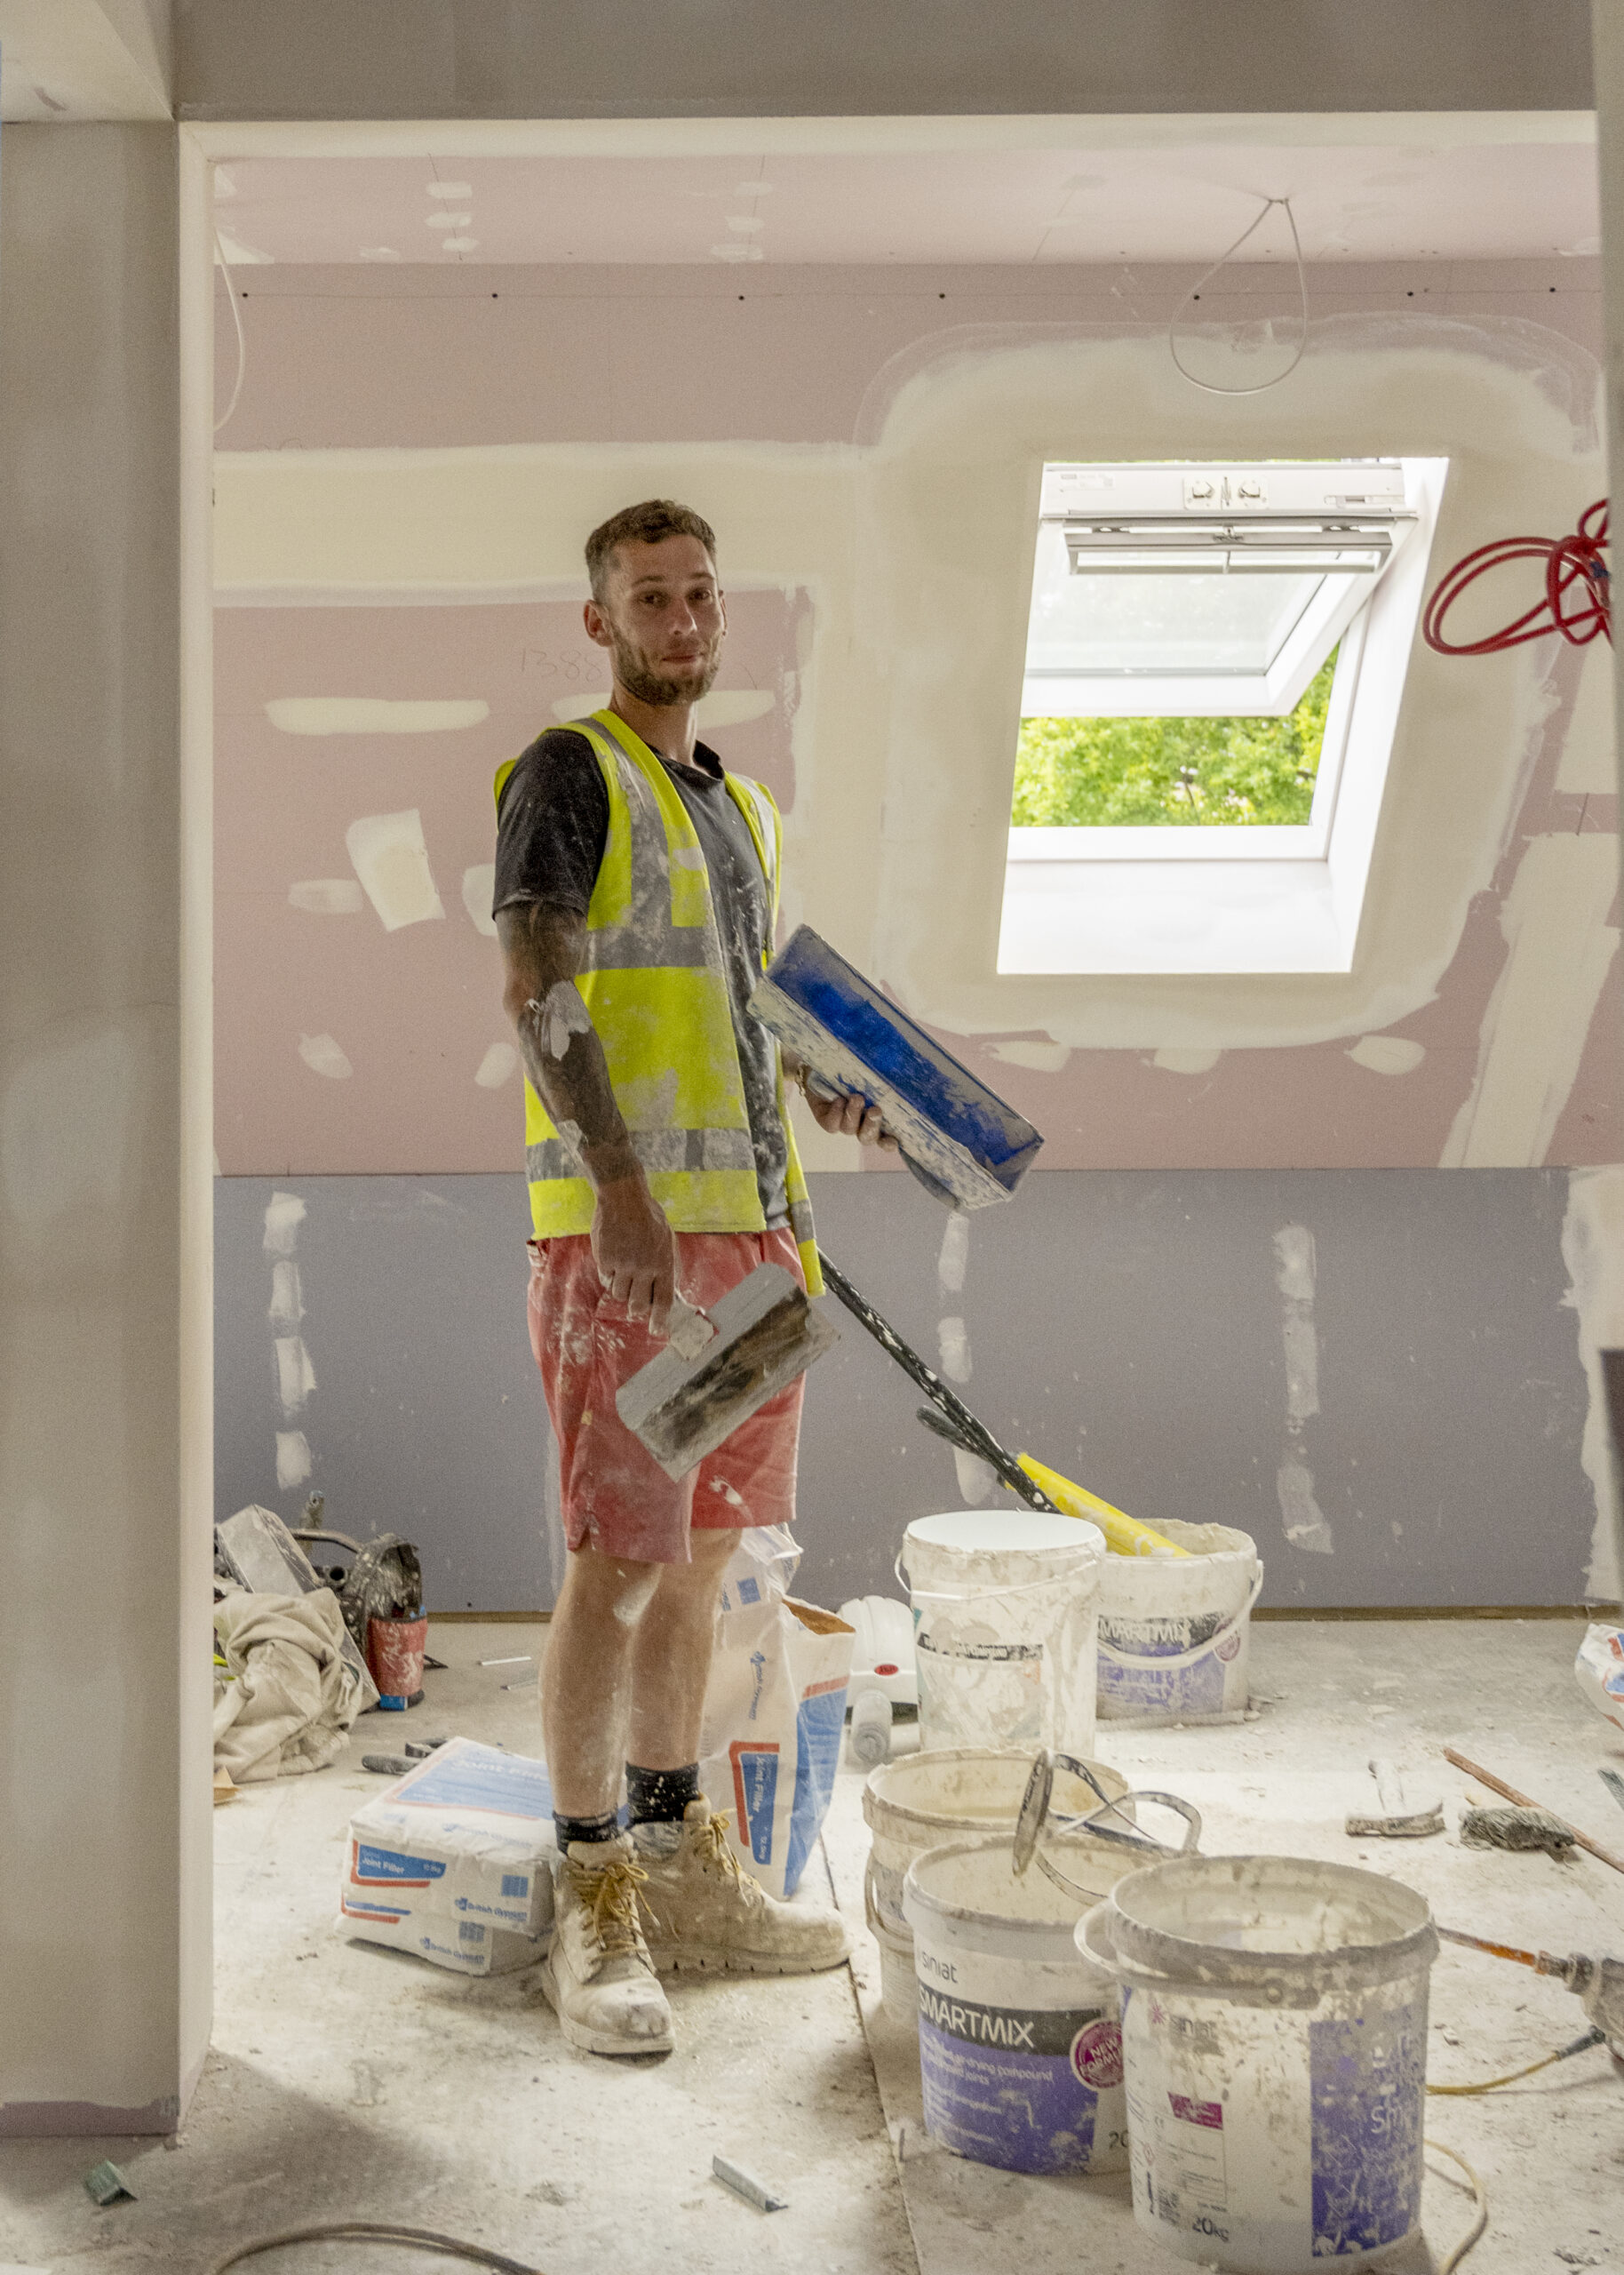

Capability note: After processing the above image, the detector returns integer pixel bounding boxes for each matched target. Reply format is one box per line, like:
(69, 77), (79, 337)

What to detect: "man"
(493, 499), (895, 2057)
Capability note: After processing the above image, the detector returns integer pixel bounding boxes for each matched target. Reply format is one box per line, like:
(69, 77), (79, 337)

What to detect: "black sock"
(553, 1807), (619, 1854)
(625, 1761), (701, 1826)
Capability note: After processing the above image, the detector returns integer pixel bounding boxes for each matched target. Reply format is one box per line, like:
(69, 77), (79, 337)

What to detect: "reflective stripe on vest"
(496, 710), (821, 1296)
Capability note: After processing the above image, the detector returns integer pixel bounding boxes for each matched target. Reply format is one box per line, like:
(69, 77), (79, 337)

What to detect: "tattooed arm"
(498, 901), (676, 1332)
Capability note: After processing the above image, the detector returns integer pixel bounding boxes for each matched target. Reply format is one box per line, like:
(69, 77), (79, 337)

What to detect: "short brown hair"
(585, 499), (717, 602)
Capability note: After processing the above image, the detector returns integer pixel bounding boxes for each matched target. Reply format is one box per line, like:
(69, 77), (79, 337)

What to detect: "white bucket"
(1080, 1855), (1437, 2274)
(1096, 1520), (1262, 1726)
(903, 1834), (1128, 2177)
(863, 1747), (1130, 1944)
(898, 1511), (1104, 1757)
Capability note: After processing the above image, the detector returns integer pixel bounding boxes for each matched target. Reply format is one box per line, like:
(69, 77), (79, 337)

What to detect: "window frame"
(998, 457), (1449, 977)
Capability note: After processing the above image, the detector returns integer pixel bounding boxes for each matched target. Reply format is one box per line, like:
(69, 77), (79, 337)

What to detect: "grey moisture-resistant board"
(215, 1168), (1597, 1614)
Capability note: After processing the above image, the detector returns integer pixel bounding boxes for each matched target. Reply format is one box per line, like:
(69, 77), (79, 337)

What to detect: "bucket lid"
(905, 1509), (1100, 1557)
(1104, 1854), (1436, 1996)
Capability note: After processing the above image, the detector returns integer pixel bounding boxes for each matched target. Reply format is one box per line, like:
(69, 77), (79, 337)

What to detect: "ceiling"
(212, 142), (1600, 268)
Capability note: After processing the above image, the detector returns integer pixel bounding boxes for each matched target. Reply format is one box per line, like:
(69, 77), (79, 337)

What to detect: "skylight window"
(999, 459), (1446, 976)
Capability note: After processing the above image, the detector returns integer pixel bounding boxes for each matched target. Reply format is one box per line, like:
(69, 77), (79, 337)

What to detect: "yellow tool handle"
(1016, 1453), (1190, 1559)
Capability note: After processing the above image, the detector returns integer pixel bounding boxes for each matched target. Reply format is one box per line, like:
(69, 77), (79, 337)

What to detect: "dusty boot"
(633, 1800), (852, 1976)
(539, 1835), (674, 2056)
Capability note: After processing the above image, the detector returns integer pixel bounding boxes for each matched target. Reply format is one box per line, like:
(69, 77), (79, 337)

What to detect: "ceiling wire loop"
(1168, 194), (1310, 398)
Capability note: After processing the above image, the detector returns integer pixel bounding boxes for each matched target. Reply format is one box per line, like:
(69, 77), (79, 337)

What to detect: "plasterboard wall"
(211, 257), (1620, 1176)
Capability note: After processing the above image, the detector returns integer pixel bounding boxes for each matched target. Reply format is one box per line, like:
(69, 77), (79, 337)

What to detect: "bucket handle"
(1097, 1561), (1264, 1673)
(896, 1547), (1098, 1608)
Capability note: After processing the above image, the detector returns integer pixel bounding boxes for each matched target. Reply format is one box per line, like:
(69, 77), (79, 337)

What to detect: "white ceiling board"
(0, 0), (171, 119)
(211, 142), (1600, 268)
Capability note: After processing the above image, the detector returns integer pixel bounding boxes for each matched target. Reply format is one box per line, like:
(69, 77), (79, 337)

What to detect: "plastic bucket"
(903, 1834), (1128, 2177)
(898, 1511), (1103, 1758)
(368, 1614), (427, 1709)
(1080, 1855), (1437, 2274)
(1096, 1521), (1262, 1726)
(863, 1747), (1131, 1942)
(864, 1865), (922, 2024)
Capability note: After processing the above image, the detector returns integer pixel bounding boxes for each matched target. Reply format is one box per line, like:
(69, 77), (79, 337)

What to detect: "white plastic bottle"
(848, 1686), (894, 1770)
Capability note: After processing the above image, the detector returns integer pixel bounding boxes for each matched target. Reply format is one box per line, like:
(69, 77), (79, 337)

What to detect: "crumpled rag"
(213, 1586), (363, 1783)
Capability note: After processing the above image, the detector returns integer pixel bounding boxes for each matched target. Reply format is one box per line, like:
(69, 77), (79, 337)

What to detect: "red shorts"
(527, 1226), (806, 1565)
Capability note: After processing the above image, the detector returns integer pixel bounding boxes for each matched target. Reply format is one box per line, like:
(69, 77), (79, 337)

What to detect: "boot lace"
(692, 1810), (755, 1896)
(565, 1853), (650, 1960)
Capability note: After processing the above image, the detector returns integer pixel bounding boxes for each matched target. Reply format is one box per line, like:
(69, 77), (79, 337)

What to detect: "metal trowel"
(617, 1262), (840, 1481)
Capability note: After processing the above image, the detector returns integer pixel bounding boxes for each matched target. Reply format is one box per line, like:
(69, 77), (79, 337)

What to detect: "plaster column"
(0, 123), (213, 2135)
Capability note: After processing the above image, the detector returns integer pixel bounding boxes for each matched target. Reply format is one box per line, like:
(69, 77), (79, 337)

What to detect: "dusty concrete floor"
(0, 1616), (1619, 2273)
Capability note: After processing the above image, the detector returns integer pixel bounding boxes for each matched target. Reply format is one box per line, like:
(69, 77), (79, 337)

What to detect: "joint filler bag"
(698, 1525), (855, 1900)
(338, 1736), (554, 1976)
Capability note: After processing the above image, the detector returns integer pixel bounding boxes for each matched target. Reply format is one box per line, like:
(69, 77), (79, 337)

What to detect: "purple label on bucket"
(917, 1986), (1117, 2175)
(1309, 1996), (1425, 2255)
(1099, 1646), (1226, 1717)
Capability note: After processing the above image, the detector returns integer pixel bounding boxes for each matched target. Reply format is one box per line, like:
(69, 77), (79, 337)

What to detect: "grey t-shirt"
(493, 725), (789, 1226)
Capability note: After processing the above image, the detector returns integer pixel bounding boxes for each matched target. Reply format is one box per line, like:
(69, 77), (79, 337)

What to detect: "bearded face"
(586, 533), (728, 712)
(603, 618), (723, 709)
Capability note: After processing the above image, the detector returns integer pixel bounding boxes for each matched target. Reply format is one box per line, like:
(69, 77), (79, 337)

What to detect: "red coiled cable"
(1421, 498), (1610, 654)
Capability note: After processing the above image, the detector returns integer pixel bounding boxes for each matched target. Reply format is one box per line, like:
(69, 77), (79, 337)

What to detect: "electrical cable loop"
(1422, 499), (1610, 654)
(1168, 194), (1310, 398)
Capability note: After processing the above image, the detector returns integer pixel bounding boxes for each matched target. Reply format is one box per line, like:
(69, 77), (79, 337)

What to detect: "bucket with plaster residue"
(1096, 1521), (1261, 1726)
(1080, 1855), (1437, 2274)
(903, 1834), (1128, 2177)
(898, 1512), (1103, 1758)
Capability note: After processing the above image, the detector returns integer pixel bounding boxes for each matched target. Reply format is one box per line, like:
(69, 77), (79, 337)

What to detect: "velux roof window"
(999, 459), (1446, 975)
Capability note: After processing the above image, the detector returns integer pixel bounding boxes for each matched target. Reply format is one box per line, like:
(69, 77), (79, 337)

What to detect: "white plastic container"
(898, 1510), (1103, 1757)
(1096, 1520), (1262, 1726)
(903, 1834), (1128, 2176)
(863, 1746), (1130, 1948)
(1080, 1855), (1437, 2274)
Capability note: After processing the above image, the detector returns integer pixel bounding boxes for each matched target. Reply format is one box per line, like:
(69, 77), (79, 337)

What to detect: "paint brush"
(1443, 1746), (1624, 1879)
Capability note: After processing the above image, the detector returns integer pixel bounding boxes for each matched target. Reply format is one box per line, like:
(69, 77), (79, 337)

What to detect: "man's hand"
(787, 1057), (899, 1152)
(591, 1170), (678, 1334)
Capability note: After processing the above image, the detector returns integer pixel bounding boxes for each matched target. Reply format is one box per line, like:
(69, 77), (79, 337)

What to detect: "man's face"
(585, 534), (727, 707)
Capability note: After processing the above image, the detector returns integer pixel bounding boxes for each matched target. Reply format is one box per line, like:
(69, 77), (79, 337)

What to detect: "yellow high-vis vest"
(493, 708), (822, 1296)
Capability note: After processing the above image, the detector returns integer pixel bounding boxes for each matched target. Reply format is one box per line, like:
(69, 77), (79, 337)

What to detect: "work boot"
(539, 1835), (674, 2057)
(633, 1800), (852, 1976)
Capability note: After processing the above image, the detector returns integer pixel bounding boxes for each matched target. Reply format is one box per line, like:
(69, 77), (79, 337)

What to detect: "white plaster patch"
(461, 863), (498, 937)
(274, 1335), (317, 1417)
(988, 1039), (1071, 1074)
(268, 1260), (304, 1328)
(937, 1212), (969, 1297)
(1555, 638), (1617, 795)
(289, 878), (363, 915)
(1441, 832), (1620, 1167)
(538, 979), (592, 1059)
(275, 1430), (313, 1489)
(937, 1316), (972, 1384)
(358, 247), (402, 262)
(1274, 1225), (1332, 1553)
(346, 810), (446, 931)
(1561, 1167), (1624, 1600)
(263, 1192), (306, 1255)
(953, 1448), (998, 1505)
(1152, 1048), (1222, 1076)
(267, 697), (489, 736)
(441, 237), (480, 253)
(299, 1033), (354, 1081)
(426, 181), (473, 199)
(1347, 1035), (1426, 1075)
(426, 212), (473, 229)
(475, 1043), (518, 1090)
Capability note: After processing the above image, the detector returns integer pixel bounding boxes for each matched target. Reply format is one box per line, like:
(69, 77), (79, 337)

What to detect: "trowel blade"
(616, 1262), (839, 1481)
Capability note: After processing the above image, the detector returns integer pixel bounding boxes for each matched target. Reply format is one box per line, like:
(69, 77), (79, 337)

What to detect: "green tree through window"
(1012, 650), (1338, 828)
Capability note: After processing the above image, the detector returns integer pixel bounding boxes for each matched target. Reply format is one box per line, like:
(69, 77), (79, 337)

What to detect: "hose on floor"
(1427, 2024), (1607, 2095)
(211, 2222), (540, 2272)
(1426, 2140), (1488, 2274)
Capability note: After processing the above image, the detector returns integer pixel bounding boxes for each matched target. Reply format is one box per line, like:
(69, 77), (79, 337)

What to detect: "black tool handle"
(815, 1249), (1057, 1513)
